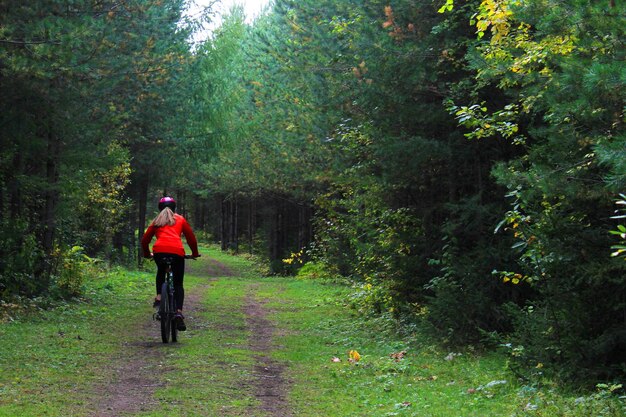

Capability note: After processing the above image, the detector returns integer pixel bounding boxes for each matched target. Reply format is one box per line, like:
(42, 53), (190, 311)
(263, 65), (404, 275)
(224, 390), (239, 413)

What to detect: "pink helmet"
(158, 196), (176, 212)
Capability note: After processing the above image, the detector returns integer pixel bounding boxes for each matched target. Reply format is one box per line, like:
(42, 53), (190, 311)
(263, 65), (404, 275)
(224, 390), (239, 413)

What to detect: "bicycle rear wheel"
(160, 282), (171, 343)
(170, 292), (178, 343)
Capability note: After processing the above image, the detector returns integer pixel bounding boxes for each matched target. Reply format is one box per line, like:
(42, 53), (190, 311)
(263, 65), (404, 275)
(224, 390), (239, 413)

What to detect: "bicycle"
(153, 255), (195, 343)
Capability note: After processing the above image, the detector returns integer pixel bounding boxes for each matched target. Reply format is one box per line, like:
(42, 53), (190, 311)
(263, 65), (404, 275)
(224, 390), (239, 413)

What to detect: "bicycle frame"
(154, 255), (195, 343)
(157, 256), (178, 343)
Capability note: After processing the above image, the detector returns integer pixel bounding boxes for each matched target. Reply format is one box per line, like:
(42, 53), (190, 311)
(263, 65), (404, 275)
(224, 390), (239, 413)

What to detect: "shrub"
(296, 261), (333, 280)
(49, 246), (94, 299)
(0, 220), (44, 298)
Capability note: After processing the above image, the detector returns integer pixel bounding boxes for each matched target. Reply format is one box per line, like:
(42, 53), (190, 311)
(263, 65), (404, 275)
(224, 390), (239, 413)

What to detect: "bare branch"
(0, 39), (61, 45)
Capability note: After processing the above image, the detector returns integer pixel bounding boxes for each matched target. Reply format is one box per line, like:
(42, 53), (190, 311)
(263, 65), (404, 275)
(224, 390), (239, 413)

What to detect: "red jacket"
(141, 214), (199, 257)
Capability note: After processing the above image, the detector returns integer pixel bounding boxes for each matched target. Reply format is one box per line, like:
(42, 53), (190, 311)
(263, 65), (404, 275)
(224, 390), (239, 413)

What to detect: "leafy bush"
(49, 246), (94, 299)
(491, 190), (626, 381)
(296, 261), (333, 280)
(0, 220), (44, 298)
(512, 383), (625, 417)
(425, 233), (521, 346)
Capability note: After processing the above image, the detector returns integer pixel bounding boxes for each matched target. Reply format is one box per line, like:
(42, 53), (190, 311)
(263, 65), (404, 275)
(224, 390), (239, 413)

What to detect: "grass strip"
(0, 268), (153, 416)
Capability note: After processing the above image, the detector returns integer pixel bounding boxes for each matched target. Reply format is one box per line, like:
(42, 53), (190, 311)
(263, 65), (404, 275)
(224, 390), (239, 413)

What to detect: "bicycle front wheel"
(160, 282), (171, 343)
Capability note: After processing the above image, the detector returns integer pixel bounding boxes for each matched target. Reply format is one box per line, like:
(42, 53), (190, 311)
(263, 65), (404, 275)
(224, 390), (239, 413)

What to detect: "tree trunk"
(113, 230), (123, 261)
(270, 202), (278, 263)
(8, 152), (22, 220)
(308, 206), (314, 247)
(477, 154), (484, 205)
(42, 131), (60, 255)
(194, 193), (203, 229)
(128, 203), (137, 264)
(178, 189), (186, 218)
(281, 200), (287, 257)
(220, 196), (227, 251)
(298, 204), (312, 251)
(448, 138), (457, 204)
(248, 200), (255, 254)
(224, 198), (239, 252)
(232, 199), (238, 252)
(137, 179), (148, 266)
(271, 198), (285, 265)
(0, 179), (3, 224)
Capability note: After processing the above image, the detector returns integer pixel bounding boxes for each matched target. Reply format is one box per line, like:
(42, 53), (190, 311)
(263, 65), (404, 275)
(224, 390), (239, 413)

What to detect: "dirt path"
(87, 257), (292, 417)
(88, 259), (223, 416)
(90, 320), (166, 417)
(205, 258), (235, 277)
(244, 286), (293, 417)
(187, 257), (234, 277)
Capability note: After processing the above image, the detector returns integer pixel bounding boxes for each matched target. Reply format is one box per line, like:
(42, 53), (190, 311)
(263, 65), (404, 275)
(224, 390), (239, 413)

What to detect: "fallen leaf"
(390, 350), (407, 361)
(331, 357), (341, 363)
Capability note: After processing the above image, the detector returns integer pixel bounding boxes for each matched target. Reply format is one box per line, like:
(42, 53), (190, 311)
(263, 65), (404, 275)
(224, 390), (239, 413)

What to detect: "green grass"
(0, 246), (623, 417)
(0, 267), (154, 416)
(248, 277), (519, 416)
(136, 275), (259, 416)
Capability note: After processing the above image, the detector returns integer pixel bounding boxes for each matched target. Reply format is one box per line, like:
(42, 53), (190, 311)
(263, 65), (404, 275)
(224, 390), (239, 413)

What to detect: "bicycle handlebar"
(147, 254), (201, 259)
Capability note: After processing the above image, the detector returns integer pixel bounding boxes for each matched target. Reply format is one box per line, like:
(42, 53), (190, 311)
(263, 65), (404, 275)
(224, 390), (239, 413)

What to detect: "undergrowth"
(0, 246), (623, 416)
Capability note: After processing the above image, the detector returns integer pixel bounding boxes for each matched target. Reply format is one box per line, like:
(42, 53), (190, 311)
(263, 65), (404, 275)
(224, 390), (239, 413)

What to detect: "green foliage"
(609, 194), (626, 260)
(450, 102), (524, 143)
(3, 0), (624, 392)
(426, 234), (518, 346)
(214, 0), (624, 384)
(75, 143), (132, 258)
(455, 0), (626, 382)
(0, 220), (44, 298)
(296, 261), (335, 280)
(49, 246), (95, 299)
(0, 0), (203, 292)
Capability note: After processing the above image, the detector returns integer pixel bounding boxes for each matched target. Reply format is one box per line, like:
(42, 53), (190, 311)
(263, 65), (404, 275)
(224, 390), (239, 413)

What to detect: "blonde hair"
(152, 207), (176, 227)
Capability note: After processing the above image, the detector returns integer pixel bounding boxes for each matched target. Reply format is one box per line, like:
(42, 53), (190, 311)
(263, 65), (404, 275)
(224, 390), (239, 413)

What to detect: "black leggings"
(153, 253), (185, 310)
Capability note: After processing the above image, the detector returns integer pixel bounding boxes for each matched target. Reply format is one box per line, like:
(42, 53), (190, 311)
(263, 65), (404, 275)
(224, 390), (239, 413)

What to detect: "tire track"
(88, 257), (226, 416)
(244, 286), (293, 417)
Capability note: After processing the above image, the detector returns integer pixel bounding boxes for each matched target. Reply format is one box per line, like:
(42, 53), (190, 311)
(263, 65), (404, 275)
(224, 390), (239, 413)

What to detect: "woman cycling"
(141, 196), (200, 331)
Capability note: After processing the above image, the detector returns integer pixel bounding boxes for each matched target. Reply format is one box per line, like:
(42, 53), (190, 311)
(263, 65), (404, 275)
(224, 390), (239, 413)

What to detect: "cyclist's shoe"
(175, 313), (186, 331)
(152, 298), (160, 308)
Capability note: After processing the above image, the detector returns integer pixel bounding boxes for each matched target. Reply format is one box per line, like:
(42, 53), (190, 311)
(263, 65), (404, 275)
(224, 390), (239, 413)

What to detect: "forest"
(0, 0), (624, 388)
